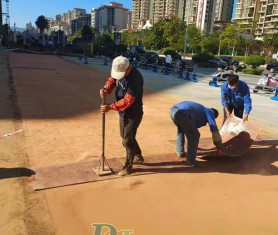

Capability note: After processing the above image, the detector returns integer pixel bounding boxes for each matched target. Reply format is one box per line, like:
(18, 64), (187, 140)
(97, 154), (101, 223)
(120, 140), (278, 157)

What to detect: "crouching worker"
(169, 101), (222, 167)
(100, 56), (144, 176)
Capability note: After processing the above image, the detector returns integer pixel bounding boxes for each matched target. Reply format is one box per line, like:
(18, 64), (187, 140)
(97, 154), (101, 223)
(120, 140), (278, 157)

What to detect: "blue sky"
(8, 0), (132, 28)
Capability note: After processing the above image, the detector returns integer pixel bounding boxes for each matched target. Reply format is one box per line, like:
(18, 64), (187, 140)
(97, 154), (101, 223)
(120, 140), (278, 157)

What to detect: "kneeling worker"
(169, 101), (222, 166)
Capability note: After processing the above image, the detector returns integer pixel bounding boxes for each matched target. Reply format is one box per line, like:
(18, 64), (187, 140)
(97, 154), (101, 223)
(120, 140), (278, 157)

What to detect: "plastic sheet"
(220, 115), (245, 136)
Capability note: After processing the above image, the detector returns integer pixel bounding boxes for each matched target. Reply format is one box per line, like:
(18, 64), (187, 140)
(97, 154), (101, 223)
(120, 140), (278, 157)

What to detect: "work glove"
(212, 131), (222, 149)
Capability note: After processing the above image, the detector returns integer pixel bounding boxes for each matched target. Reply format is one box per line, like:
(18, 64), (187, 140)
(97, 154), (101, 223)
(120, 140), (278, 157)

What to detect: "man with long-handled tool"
(100, 56), (144, 176)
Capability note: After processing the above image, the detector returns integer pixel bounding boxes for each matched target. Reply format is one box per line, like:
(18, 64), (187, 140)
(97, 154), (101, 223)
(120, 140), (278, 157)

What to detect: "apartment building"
(91, 2), (129, 34)
(71, 14), (91, 34)
(131, 0), (218, 34)
(234, 0), (278, 39)
(131, 0), (151, 29)
(131, 0), (183, 28)
(49, 8), (87, 35)
(178, 0), (216, 35)
(214, 0), (234, 23)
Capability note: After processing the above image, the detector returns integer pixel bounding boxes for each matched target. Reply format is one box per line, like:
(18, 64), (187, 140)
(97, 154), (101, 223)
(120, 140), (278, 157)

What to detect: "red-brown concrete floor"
(0, 52), (277, 235)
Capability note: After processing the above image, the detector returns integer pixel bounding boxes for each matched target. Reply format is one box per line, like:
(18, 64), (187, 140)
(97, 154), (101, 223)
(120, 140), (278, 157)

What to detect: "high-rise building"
(131, 0), (218, 34)
(214, 0), (234, 22)
(178, 0), (217, 35)
(234, 0), (278, 39)
(71, 14), (91, 34)
(91, 2), (129, 33)
(131, 0), (151, 29)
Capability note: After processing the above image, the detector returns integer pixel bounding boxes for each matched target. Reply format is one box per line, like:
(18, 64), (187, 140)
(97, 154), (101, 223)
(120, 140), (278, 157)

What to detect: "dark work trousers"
(222, 106), (244, 125)
(119, 115), (143, 169)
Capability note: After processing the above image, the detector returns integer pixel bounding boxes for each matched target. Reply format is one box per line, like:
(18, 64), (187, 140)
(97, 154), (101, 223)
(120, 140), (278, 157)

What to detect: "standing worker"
(100, 56), (144, 176)
(169, 101), (222, 166)
(221, 74), (252, 124)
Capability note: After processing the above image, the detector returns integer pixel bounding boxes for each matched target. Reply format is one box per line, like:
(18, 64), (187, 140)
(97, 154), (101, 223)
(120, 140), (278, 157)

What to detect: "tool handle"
(101, 88), (107, 157)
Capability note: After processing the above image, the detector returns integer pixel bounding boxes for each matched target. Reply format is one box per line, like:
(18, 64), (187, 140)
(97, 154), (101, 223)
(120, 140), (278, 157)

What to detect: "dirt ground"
(0, 51), (278, 235)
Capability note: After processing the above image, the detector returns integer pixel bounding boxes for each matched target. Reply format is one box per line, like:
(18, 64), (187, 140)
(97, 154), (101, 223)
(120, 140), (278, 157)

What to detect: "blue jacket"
(221, 80), (252, 114)
(174, 101), (219, 132)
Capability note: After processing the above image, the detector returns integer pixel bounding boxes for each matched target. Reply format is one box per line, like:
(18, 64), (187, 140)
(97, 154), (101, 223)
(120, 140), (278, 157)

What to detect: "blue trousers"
(170, 106), (200, 164)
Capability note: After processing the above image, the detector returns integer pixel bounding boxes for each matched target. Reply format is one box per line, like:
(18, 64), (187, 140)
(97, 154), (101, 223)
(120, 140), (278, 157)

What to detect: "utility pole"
(183, 0), (191, 60)
(0, 0), (3, 25)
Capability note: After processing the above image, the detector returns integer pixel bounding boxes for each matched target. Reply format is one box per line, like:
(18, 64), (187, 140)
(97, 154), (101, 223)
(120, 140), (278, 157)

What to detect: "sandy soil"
(0, 51), (278, 235)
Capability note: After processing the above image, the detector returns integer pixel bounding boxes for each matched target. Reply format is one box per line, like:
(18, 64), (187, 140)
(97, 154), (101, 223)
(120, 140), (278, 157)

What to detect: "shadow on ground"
(0, 167), (35, 179)
(136, 139), (278, 176)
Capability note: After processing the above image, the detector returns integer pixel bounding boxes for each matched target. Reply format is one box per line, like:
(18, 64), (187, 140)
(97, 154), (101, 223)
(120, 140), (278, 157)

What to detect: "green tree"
(221, 23), (243, 55)
(200, 32), (219, 54)
(81, 25), (93, 40)
(248, 40), (263, 55)
(163, 16), (186, 51)
(150, 19), (168, 50)
(120, 30), (130, 46)
(35, 15), (49, 34)
(187, 25), (202, 53)
(67, 29), (82, 44)
(263, 35), (278, 63)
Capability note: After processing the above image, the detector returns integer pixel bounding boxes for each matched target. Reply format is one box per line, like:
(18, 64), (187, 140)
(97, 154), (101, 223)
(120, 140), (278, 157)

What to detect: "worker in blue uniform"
(169, 101), (222, 167)
(221, 74), (252, 124)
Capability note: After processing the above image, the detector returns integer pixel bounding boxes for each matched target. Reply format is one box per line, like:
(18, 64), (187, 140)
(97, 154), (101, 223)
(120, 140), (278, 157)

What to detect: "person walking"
(169, 101), (222, 166)
(221, 74), (252, 124)
(100, 56), (144, 176)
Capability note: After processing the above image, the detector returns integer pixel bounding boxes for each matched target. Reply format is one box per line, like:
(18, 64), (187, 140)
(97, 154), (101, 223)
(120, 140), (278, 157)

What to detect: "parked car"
(219, 56), (240, 66)
(266, 61), (278, 72)
(209, 58), (228, 69)
(144, 52), (159, 60)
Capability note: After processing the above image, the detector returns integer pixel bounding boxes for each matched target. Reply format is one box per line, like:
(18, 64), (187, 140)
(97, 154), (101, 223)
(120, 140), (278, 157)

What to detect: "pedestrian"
(221, 74), (252, 124)
(100, 56), (144, 176)
(165, 54), (172, 72)
(169, 101), (222, 167)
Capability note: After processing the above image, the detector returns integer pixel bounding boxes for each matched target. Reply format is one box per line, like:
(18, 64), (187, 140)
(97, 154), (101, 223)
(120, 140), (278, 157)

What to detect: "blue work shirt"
(174, 101), (219, 132)
(221, 80), (252, 114)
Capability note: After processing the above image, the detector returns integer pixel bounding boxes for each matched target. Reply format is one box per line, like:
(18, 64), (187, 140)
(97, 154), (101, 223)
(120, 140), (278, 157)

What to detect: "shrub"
(242, 68), (264, 75)
(198, 52), (214, 62)
(244, 55), (265, 69)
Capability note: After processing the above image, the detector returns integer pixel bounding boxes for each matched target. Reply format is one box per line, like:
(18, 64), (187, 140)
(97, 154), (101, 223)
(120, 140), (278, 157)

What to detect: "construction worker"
(169, 101), (222, 166)
(221, 74), (252, 124)
(100, 56), (144, 176)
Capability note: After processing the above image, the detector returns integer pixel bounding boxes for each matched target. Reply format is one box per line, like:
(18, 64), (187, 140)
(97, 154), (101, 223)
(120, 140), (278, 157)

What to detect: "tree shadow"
(0, 167), (36, 179)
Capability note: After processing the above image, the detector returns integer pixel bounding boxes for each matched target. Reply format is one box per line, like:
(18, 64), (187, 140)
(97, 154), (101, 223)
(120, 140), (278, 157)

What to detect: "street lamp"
(183, 20), (188, 60)
(58, 24), (61, 47)
(13, 22), (17, 44)
(183, 1), (191, 60)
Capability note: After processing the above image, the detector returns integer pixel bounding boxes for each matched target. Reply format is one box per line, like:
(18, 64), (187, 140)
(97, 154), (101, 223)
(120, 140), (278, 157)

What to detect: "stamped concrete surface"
(0, 50), (278, 235)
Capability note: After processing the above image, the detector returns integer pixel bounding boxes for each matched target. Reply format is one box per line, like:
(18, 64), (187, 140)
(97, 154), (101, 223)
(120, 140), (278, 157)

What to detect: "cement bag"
(220, 115), (245, 136)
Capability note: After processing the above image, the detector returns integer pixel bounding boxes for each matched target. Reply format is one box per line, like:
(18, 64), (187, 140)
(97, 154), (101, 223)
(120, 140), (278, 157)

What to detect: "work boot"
(118, 166), (132, 176)
(133, 155), (144, 164)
